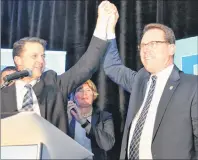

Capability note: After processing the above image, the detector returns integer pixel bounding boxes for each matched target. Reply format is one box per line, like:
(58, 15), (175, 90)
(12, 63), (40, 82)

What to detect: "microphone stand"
(1, 81), (13, 89)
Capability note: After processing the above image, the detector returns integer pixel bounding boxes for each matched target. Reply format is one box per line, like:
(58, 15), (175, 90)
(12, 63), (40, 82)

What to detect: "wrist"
(107, 27), (115, 34)
(79, 117), (87, 124)
(107, 32), (116, 40)
(97, 16), (109, 23)
(96, 17), (109, 30)
(81, 120), (90, 128)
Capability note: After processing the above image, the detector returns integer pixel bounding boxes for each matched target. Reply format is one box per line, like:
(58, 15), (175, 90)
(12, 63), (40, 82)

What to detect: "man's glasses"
(138, 41), (169, 51)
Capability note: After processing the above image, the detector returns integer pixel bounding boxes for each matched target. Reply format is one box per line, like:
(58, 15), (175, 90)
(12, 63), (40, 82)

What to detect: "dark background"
(1, 0), (198, 159)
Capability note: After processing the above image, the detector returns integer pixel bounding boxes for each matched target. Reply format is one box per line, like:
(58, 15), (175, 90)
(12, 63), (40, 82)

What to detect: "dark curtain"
(1, 0), (198, 159)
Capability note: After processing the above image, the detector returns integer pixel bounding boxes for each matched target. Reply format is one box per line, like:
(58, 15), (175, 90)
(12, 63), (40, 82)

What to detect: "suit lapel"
(33, 79), (46, 117)
(152, 66), (181, 142)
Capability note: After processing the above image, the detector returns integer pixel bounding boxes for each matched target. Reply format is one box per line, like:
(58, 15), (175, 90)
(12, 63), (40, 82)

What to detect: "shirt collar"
(16, 79), (38, 87)
(151, 64), (174, 79)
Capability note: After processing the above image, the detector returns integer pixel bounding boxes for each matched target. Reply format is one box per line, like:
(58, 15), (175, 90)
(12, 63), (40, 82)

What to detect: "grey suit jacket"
(104, 39), (198, 159)
(1, 36), (108, 134)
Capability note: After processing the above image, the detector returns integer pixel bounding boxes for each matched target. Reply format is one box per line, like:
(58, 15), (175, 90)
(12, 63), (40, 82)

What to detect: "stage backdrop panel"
(0, 49), (66, 75)
(175, 36), (198, 75)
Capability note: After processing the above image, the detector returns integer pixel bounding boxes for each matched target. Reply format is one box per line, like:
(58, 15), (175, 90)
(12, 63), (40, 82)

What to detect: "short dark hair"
(142, 23), (175, 44)
(12, 37), (47, 59)
(0, 66), (17, 77)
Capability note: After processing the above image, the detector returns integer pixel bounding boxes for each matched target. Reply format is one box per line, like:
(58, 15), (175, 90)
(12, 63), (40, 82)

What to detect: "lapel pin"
(169, 86), (173, 90)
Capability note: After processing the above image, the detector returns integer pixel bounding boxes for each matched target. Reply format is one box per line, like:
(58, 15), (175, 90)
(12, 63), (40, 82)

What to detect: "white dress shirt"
(15, 79), (41, 116)
(128, 64), (174, 159)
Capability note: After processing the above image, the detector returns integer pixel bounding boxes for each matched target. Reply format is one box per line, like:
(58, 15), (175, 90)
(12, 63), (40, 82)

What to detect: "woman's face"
(74, 84), (94, 107)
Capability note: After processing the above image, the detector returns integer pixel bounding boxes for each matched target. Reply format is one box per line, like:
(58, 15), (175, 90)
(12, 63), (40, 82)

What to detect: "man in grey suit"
(104, 7), (198, 159)
(1, 1), (116, 134)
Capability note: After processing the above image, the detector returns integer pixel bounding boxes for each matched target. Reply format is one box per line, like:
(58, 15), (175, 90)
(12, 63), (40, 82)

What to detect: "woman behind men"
(67, 80), (115, 160)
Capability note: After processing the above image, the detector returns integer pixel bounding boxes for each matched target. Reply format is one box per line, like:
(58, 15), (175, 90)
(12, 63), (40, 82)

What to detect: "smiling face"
(14, 42), (45, 79)
(74, 84), (95, 108)
(139, 28), (175, 74)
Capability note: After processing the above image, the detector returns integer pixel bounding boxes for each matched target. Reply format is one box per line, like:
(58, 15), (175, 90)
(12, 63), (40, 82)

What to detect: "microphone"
(3, 69), (32, 82)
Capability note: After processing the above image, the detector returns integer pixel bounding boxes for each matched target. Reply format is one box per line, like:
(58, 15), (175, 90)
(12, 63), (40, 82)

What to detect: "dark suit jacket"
(1, 36), (108, 134)
(104, 39), (198, 159)
(69, 109), (115, 160)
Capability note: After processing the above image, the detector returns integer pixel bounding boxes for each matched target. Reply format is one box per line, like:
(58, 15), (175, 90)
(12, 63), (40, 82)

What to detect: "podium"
(1, 112), (93, 159)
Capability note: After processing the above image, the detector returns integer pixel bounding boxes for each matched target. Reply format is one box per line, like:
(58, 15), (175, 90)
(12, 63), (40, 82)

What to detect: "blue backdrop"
(174, 36), (198, 75)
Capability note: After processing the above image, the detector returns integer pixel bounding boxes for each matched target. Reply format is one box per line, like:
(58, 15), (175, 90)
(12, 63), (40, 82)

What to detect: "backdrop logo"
(174, 36), (198, 75)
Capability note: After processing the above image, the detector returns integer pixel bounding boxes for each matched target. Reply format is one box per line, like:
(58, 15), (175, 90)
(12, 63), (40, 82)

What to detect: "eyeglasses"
(138, 41), (169, 50)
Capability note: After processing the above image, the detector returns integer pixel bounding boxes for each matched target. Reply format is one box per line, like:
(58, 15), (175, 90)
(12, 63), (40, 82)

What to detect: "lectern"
(1, 112), (93, 159)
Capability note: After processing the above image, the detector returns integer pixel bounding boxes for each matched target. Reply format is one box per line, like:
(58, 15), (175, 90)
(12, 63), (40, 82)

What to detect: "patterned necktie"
(21, 84), (33, 111)
(129, 75), (157, 159)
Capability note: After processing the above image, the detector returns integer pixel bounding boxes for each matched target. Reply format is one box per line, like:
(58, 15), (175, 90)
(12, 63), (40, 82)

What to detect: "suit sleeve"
(103, 39), (137, 93)
(56, 36), (108, 97)
(86, 113), (115, 151)
(55, 106), (68, 134)
(191, 85), (198, 159)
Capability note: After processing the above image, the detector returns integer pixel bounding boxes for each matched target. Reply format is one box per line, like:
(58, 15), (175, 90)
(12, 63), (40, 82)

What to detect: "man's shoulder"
(41, 70), (58, 81)
(39, 70), (60, 86)
(136, 67), (150, 79)
(137, 67), (148, 74)
(42, 70), (57, 77)
(177, 72), (197, 95)
(180, 72), (198, 82)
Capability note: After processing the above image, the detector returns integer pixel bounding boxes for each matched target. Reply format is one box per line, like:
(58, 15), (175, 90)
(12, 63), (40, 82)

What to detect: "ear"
(93, 92), (97, 100)
(14, 56), (21, 65)
(168, 44), (176, 56)
(14, 56), (22, 70)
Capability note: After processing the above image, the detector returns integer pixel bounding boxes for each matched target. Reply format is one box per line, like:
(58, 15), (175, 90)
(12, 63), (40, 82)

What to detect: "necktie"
(129, 75), (157, 159)
(21, 84), (33, 111)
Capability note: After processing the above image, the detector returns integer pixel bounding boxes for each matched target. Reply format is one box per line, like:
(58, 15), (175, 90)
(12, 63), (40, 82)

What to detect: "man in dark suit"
(103, 8), (198, 159)
(1, 1), (116, 134)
